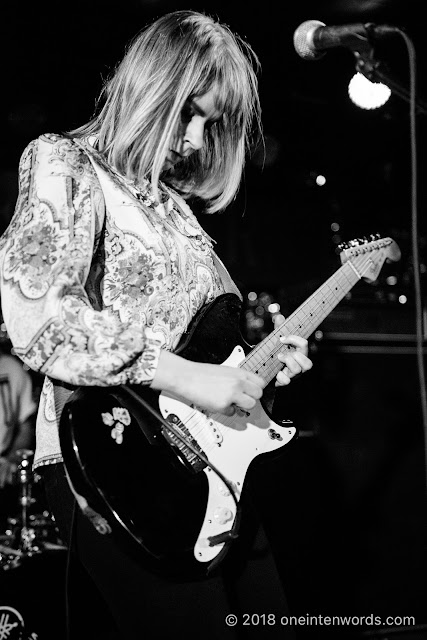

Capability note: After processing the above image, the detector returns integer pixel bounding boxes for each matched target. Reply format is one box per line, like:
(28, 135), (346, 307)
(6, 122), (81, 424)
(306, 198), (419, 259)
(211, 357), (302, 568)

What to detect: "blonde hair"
(68, 10), (261, 212)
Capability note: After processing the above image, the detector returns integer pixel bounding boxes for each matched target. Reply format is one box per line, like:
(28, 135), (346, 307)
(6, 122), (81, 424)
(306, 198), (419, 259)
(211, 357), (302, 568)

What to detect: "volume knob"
(213, 507), (234, 525)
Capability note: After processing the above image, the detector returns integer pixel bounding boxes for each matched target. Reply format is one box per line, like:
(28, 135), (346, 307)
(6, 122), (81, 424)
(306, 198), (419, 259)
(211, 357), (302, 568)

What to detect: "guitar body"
(59, 294), (296, 579)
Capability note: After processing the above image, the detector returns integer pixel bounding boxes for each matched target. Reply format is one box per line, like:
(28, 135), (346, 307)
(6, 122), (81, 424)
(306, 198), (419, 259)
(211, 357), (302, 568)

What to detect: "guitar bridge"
(161, 414), (206, 473)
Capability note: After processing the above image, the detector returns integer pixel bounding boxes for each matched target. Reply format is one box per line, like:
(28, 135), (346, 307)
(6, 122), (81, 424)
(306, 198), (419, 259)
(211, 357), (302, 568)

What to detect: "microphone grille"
(293, 20), (326, 60)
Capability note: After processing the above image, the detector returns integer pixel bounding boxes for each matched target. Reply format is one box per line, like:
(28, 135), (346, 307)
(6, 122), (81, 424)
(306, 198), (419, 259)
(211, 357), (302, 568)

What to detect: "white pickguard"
(158, 345), (296, 564)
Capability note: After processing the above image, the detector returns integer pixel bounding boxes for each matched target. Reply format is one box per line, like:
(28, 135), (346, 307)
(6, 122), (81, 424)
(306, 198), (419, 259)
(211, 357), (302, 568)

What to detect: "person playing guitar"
(1, 8), (399, 640)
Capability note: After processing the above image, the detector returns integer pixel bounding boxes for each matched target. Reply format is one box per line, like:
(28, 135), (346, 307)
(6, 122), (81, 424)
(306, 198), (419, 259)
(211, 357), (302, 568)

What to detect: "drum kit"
(0, 352), (68, 632)
(0, 449), (66, 570)
(0, 450), (68, 639)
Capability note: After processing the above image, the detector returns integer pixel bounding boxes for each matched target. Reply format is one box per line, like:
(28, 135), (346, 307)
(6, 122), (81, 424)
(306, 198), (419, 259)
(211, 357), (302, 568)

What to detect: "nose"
(184, 116), (205, 152)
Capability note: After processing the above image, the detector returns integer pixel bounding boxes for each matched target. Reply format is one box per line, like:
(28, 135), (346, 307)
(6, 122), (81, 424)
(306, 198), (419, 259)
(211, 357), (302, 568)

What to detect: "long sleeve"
(0, 135), (161, 387)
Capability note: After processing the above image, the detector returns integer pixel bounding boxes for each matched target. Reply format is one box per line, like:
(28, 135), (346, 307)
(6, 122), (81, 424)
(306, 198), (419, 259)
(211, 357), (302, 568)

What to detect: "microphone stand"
(353, 37), (427, 485)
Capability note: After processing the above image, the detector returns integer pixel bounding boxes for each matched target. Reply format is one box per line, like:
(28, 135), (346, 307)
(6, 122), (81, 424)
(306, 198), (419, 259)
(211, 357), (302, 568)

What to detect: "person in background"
(0, 10), (312, 639)
(0, 346), (37, 488)
(0, 343), (37, 529)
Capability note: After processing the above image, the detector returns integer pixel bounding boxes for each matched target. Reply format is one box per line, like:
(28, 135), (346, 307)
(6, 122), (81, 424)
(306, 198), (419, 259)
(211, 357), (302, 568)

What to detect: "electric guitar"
(59, 235), (400, 578)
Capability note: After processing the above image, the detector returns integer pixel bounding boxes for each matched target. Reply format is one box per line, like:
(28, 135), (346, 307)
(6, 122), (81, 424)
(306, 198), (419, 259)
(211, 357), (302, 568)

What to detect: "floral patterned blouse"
(0, 134), (233, 468)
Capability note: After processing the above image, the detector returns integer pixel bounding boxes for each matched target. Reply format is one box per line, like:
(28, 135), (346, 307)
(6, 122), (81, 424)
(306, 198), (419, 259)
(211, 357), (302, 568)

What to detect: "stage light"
(268, 303), (280, 314)
(348, 72), (391, 110)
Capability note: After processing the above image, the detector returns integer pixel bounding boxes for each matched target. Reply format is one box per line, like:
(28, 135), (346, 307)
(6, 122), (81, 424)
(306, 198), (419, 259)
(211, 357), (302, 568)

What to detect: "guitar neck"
(241, 260), (361, 385)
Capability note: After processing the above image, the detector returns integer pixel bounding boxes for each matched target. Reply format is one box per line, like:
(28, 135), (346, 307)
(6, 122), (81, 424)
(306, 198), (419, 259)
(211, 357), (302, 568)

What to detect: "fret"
(241, 259), (365, 384)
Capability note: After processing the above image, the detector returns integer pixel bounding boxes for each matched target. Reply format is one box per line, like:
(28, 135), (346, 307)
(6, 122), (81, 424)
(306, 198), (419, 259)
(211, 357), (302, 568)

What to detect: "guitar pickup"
(161, 414), (207, 473)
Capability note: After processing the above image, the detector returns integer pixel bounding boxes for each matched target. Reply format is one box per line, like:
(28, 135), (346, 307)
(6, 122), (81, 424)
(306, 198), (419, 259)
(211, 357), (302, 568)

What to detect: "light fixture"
(348, 71), (391, 110)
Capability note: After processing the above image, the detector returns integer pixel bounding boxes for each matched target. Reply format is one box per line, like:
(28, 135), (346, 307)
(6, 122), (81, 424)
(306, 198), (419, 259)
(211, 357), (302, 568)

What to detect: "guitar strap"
(211, 251), (243, 301)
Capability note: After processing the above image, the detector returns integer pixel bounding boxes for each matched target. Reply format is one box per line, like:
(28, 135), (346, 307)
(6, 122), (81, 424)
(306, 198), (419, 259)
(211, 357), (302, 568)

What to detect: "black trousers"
(40, 463), (296, 640)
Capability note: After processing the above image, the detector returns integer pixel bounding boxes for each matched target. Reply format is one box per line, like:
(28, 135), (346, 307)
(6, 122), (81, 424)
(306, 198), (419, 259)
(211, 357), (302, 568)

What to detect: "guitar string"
(154, 244), (387, 554)
(176, 256), (364, 452)
(239, 253), (373, 380)
(174, 248), (381, 454)
(242, 272), (357, 378)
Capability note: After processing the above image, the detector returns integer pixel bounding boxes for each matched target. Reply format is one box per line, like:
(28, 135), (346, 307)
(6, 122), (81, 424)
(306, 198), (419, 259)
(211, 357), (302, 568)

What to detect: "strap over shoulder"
(211, 251), (242, 301)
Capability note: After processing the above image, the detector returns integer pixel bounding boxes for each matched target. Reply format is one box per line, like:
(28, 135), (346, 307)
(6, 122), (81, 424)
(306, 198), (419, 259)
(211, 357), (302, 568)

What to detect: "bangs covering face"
(165, 42), (260, 209)
(193, 56), (255, 134)
(213, 82), (244, 132)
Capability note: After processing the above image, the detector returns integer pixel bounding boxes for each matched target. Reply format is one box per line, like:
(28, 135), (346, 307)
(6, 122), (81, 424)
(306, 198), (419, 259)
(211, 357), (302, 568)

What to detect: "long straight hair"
(68, 10), (261, 213)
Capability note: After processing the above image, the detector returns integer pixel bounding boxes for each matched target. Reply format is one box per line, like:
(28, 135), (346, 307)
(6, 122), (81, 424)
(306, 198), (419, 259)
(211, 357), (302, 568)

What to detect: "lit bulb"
(348, 72), (391, 110)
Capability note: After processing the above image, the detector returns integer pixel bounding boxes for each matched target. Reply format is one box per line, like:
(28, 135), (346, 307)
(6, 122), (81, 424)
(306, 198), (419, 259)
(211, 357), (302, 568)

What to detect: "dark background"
(1, 1), (427, 638)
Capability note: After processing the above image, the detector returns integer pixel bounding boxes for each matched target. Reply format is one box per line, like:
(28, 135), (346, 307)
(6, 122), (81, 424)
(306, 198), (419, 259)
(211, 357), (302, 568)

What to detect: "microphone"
(293, 20), (399, 60)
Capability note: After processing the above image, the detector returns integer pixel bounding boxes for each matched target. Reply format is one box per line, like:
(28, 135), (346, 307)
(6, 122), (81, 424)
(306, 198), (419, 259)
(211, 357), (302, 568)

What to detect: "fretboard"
(241, 260), (361, 384)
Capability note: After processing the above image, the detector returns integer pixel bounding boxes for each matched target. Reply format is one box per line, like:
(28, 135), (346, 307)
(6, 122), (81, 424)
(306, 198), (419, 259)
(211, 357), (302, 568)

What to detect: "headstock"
(339, 234), (401, 282)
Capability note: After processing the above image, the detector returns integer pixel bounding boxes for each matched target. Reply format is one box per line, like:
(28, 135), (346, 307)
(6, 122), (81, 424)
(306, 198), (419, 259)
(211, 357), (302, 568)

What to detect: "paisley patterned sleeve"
(0, 135), (161, 387)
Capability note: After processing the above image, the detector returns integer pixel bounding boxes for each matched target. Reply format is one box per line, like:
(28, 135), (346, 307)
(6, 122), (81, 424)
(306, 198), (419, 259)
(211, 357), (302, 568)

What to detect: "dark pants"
(40, 463), (296, 640)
